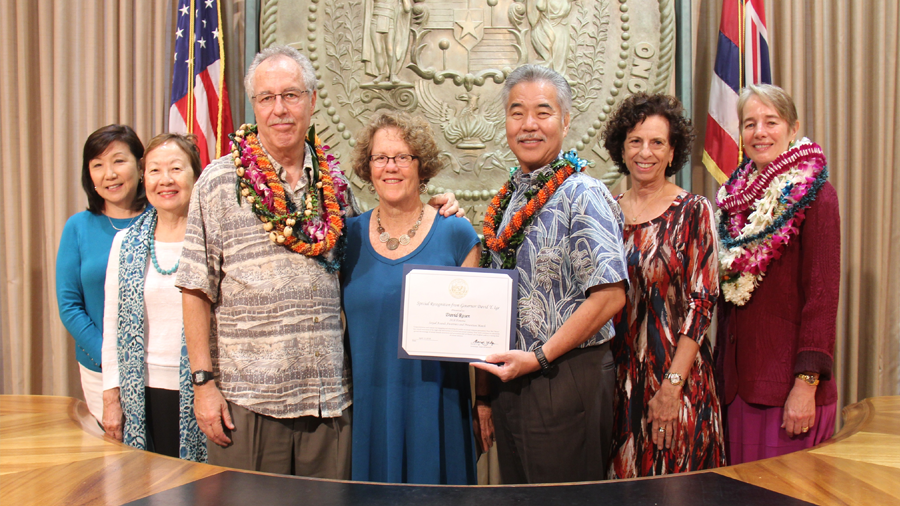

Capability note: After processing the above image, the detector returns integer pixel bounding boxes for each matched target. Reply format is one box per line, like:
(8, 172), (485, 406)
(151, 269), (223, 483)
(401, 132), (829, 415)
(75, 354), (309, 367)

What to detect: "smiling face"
(505, 80), (570, 173)
(623, 115), (674, 185)
(251, 56), (317, 160)
(89, 141), (141, 214)
(370, 127), (420, 206)
(741, 95), (800, 170)
(142, 142), (197, 217)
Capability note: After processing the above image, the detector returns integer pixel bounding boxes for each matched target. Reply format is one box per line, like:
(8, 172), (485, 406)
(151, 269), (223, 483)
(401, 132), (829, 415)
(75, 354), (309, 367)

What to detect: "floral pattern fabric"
(484, 159), (628, 351)
(608, 192), (726, 478)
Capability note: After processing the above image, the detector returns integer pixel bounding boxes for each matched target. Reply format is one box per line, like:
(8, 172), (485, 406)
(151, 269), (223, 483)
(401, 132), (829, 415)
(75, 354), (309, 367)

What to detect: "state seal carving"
(260, 0), (675, 229)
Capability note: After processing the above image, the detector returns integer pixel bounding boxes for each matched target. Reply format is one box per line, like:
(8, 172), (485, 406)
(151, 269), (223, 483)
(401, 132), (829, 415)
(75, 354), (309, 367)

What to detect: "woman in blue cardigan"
(56, 125), (147, 422)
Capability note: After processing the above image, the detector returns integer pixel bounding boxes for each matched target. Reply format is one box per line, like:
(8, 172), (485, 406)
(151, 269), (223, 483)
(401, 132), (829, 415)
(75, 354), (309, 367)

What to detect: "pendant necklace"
(107, 213), (138, 231)
(627, 184), (666, 223)
(377, 205), (424, 251)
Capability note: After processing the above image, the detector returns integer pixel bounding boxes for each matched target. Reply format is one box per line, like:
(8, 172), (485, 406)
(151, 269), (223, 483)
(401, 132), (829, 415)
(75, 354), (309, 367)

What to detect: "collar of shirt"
(510, 152), (564, 190)
(260, 142), (313, 198)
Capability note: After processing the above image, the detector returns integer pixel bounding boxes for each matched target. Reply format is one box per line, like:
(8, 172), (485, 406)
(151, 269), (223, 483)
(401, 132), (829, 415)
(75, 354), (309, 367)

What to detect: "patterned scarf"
(116, 208), (207, 462)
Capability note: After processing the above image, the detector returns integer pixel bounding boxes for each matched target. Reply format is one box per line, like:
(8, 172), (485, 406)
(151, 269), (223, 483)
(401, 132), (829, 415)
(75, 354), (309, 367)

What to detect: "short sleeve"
(175, 167), (225, 302)
(567, 181), (628, 293)
(446, 216), (480, 266)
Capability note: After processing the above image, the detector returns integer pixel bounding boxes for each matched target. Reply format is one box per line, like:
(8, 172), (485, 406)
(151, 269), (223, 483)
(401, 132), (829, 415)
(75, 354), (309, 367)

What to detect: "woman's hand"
(782, 378), (817, 437)
(102, 388), (124, 442)
(647, 382), (682, 450)
(472, 399), (494, 453)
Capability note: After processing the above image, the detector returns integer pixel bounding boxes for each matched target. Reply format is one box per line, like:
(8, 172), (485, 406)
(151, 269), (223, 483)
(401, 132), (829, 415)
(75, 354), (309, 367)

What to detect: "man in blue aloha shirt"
(473, 64), (628, 484)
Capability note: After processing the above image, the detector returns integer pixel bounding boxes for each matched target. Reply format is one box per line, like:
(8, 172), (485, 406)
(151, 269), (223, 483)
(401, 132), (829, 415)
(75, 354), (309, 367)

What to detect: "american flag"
(169, 0), (234, 167)
(702, 0), (771, 183)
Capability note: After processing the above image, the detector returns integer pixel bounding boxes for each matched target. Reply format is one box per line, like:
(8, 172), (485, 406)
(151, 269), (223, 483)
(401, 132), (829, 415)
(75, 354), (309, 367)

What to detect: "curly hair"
(601, 93), (695, 177)
(351, 110), (443, 184)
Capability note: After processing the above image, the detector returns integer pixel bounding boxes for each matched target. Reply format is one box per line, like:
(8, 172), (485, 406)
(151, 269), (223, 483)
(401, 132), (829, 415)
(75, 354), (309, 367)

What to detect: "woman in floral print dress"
(601, 93), (726, 478)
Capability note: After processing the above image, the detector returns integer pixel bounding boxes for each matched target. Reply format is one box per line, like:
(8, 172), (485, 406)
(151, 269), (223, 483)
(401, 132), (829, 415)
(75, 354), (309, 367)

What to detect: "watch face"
(192, 371), (212, 385)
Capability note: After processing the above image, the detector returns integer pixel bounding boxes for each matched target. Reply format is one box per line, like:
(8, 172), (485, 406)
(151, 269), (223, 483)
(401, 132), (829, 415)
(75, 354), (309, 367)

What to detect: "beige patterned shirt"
(176, 153), (351, 419)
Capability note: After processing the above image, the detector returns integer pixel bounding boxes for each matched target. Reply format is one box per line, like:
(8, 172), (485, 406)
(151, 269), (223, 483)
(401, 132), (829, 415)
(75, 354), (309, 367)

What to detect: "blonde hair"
(738, 83), (799, 126)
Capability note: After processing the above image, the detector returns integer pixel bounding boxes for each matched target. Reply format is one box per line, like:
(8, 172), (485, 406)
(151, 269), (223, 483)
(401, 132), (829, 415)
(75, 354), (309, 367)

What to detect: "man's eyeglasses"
(369, 154), (418, 168)
(252, 90), (310, 108)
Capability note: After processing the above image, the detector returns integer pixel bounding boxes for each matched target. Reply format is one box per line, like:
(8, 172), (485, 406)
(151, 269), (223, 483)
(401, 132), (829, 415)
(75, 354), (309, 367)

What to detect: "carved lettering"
(628, 42), (655, 93)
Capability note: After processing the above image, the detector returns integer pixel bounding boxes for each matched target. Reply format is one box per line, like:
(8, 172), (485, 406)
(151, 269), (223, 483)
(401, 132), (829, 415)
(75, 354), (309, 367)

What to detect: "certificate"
(399, 264), (518, 362)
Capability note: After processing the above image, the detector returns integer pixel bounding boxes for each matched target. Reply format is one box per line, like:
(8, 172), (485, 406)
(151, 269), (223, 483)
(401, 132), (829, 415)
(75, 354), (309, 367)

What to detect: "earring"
(418, 182), (428, 194)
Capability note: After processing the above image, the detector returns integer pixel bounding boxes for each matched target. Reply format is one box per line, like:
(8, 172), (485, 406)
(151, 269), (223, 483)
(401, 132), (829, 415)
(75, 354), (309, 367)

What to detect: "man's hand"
(194, 382), (235, 447)
(102, 388), (124, 442)
(427, 192), (465, 218)
(472, 350), (541, 382)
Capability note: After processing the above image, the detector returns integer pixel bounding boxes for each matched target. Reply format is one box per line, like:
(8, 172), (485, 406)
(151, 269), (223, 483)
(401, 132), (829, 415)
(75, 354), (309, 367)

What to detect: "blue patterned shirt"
(486, 158), (628, 351)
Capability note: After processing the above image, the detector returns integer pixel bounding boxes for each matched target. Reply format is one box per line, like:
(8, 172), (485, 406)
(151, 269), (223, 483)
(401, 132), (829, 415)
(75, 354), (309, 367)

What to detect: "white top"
(102, 229), (184, 391)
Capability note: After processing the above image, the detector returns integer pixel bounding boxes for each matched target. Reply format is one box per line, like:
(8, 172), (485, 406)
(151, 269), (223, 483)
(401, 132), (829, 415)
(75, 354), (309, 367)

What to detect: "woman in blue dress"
(342, 110), (482, 484)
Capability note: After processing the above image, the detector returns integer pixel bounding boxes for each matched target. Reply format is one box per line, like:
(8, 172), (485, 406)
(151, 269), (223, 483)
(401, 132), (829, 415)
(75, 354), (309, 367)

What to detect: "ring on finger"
(801, 427), (809, 433)
(658, 427), (666, 433)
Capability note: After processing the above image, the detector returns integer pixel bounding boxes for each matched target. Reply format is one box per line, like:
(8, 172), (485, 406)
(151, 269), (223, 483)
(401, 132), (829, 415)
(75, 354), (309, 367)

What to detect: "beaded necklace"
(230, 124), (347, 273)
(480, 150), (588, 269)
(147, 211), (180, 275)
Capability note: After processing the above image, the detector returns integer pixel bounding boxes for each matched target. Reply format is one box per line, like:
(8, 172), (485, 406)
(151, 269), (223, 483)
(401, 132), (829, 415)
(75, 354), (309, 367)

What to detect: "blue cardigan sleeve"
(56, 216), (103, 370)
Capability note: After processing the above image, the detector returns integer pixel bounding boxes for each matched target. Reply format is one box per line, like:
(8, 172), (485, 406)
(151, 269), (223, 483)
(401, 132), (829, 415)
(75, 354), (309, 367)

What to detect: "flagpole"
(187, 0), (197, 135)
(215, 0), (226, 158)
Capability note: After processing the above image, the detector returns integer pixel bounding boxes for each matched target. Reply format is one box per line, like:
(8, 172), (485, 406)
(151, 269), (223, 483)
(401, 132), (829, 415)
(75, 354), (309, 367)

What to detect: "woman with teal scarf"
(100, 134), (206, 461)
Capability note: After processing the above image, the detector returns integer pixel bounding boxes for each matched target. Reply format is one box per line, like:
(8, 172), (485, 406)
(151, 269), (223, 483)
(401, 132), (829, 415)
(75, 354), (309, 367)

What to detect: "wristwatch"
(796, 372), (820, 386)
(533, 344), (555, 376)
(663, 371), (684, 387)
(191, 370), (215, 386)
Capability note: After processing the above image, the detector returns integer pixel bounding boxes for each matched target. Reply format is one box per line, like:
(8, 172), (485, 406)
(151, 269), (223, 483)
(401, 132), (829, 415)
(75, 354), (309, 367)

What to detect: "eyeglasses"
(252, 90), (310, 108)
(369, 154), (418, 168)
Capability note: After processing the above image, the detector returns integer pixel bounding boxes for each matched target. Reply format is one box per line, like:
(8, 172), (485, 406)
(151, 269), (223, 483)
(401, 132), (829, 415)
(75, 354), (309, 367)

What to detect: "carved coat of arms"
(261, 0), (675, 225)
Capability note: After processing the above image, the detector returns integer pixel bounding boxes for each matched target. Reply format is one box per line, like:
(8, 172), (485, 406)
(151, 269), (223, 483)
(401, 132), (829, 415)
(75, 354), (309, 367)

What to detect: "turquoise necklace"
(149, 212), (180, 276)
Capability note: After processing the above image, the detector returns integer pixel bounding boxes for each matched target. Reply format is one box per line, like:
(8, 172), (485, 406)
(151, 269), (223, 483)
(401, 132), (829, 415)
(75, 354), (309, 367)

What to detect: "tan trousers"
(207, 401), (351, 479)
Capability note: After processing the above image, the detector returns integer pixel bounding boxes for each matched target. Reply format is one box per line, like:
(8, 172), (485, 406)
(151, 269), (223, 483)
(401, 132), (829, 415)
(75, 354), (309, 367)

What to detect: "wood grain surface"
(1, 395), (898, 505)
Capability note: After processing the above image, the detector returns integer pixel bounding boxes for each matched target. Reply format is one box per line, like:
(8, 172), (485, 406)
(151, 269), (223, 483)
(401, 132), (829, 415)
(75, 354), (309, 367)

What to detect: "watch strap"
(192, 370), (215, 386)
(534, 345), (552, 375)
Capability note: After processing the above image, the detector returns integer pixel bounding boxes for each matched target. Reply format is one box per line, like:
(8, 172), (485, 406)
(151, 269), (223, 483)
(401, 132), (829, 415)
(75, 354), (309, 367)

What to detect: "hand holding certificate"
(399, 265), (518, 362)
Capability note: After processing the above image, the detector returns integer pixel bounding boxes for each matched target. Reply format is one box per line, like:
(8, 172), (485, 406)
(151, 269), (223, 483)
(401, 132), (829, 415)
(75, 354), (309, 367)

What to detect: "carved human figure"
(362, 0), (413, 84)
(522, 0), (573, 74)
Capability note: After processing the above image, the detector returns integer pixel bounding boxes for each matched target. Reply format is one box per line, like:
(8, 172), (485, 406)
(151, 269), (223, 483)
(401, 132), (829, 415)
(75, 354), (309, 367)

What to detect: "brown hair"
(142, 133), (203, 180)
(601, 93), (695, 177)
(350, 110), (442, 183)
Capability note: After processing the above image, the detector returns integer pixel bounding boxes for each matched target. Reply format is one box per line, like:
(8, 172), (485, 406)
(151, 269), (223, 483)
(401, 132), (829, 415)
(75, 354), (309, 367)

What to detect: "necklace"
(107, 213), (138, 231)
(148, 212), (180, 275)
(377, 205), (424, 250)
(230, 124), (347, 273)
(625, 184), (666, 223)
(716, 139), (828, 305)
(481, 150), (588, 269)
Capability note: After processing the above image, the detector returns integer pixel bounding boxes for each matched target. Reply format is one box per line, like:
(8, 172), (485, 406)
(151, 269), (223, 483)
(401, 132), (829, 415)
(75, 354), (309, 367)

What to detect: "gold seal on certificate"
(399, 265), (518, 362)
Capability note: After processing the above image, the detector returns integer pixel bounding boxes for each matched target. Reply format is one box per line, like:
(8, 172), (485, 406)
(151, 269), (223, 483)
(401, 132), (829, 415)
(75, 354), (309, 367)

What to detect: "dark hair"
(81, 125), (147, 214)
(601, 93), (695, 177)
(142, 133), (203, 180)
(351, 110), (442, 184)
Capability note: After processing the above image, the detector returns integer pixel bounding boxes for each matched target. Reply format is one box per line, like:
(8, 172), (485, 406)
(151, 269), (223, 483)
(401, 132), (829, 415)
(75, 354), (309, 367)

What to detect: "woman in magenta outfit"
(716, 84), (840, 464)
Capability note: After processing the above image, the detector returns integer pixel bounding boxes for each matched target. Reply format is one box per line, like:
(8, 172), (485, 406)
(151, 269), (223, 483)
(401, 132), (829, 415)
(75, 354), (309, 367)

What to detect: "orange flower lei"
(480, 152), (584, 268)
(231, 124), (345, 266)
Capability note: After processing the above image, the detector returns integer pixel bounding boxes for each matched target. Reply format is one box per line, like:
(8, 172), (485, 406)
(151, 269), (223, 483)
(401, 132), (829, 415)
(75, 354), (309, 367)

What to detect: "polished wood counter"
(1, 395), (898, 505)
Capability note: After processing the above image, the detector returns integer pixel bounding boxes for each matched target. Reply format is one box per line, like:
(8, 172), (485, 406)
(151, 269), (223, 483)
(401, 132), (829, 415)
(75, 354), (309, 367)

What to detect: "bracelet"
(475, 395), (491, 404)
(796, 372), (820, 386)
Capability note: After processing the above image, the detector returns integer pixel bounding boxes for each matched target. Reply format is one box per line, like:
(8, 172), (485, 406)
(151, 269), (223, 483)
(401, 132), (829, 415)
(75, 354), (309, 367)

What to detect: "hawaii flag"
(169, 0), (234, 167)
(703, 0), (771, 183)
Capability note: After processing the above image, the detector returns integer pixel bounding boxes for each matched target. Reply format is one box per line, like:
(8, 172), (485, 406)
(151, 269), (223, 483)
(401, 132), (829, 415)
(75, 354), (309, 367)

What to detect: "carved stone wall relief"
(261, 0), (675, 228)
